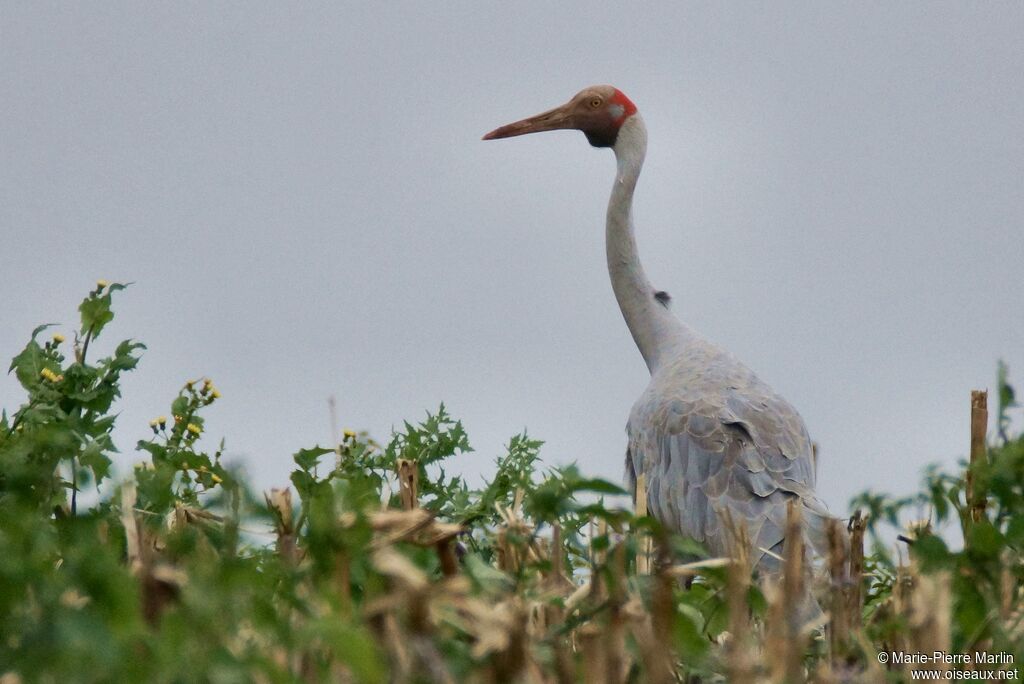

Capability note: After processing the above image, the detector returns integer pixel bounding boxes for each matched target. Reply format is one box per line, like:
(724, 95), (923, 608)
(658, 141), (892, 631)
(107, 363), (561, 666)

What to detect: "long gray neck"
(607, 115), (687, 373)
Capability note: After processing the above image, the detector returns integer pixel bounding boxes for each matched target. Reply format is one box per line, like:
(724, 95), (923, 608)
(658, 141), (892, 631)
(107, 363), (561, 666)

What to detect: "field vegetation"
(1, 284), (1022, 682)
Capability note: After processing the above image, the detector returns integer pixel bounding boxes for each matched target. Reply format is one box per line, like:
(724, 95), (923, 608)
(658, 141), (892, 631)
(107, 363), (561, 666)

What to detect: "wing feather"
(625, 354), (832, 568)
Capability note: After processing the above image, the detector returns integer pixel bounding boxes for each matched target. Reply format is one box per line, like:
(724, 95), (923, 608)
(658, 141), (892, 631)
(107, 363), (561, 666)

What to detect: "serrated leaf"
(78, 283), (128, 341)
(170, 396), (189, 416)
(79, 439), (112, 483)
(294, 446), (333, 472)
(136, 439), (168, 462)
(8, 340), (47, 388)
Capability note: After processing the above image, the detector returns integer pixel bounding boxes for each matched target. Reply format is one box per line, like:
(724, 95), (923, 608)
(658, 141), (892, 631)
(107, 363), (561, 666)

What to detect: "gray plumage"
(624, 332), (831, 567)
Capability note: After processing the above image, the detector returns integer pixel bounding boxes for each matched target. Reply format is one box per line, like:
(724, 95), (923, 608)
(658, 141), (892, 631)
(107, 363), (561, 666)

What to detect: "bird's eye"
(589, 98), (602, 109)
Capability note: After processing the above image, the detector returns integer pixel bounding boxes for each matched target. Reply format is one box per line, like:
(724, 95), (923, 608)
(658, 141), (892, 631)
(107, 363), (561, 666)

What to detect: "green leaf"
(966, 521), (1003, 562)
(290, 469), (316, 499)
(1006, 514), (1024, 546)
(9, 339), (49, 389)
(463, 554), (513, 593)
(106, 340), (146, 373)
(78, 283), (128, 340)
(79, 439), (113, 483)
(136, 439), (168, 463)
(571, 478), (627, 496)
(294, 446), (333, 472)
(170, 396), (189, 417)
(912, 534), (951, 570)
(674, 603), (710, 662)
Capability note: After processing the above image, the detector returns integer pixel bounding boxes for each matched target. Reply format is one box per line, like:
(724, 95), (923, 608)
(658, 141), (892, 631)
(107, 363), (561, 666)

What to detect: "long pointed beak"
(482, 103), (574, 140)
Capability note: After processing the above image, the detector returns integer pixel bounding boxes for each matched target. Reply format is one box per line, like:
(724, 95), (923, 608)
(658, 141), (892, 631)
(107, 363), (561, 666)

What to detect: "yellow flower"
(186, 423), (201, 436)
(40, 368), (62, 383)
(52, 333), (65, 344)
(148, 418), (159, 427)
(211, 389), (222, 399)
(211, 474), (223, 484)
(343, 428), (357, 439)
(96, 279), (109, 289)
(158, 416), (167, 426)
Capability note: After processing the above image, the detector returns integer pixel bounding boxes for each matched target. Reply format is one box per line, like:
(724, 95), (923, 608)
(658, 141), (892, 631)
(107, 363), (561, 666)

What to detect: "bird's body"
(625, 323), (830, 565)
(485, 86), (830, 569)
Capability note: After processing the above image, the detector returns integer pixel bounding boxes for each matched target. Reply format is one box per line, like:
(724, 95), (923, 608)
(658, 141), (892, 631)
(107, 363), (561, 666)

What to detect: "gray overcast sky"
(2, 3), (1022, 518)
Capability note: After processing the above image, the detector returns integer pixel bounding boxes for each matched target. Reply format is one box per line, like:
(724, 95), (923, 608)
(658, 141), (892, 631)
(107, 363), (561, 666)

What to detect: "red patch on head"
(610, 89), (638, 121)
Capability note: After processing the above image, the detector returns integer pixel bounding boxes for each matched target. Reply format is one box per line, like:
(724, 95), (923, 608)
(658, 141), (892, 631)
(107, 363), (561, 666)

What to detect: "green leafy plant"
(2, 284), (1023, 682)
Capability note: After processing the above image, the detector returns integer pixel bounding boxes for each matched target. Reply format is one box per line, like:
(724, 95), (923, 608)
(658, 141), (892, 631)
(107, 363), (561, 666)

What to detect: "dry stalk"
(626, 592), (673, 684)
(590, 518), (609, 603)
(397, 458), (419, 510)
(121, 481), (185, 625)
(723, 511), (756, 683)
(539, 522), (576, 683)
(967, 390), (989, 525)
(265, 488), (299, 566)
(847, 511), (868, 632)
(634, 473), (651, 575)
(487, 598), (531, 683)
(890, 562), (914, 673)
(604, 542), (630, 684)
(893, 562), (952, 679)
(578, 623), (606, 683)
(367, 548), (456, 684)
(768, 500), (806, 683)
(121, 481), (142, 573)
(436, 538), (459, 577)
(647, 532), (676, 684)
(495, 501), (532, 573)
(827, 517), (850, 659)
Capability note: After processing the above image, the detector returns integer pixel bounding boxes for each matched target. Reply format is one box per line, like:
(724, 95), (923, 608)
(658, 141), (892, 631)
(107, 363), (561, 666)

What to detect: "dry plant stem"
(627, 611), (673, 684)
(397, 458), (419, 510)
(967, 390), (989, 524)
(649, 536), (676, 683)
(436, 539), (458, 577)
(604, 543), (628, 684)
(265, 488), (299, 566)
(545, 526), (575, 684)
(827, 518), (850, 659)
(490, 600), (530, 684)
(847, 511), (867, 632)
(123, 481), (180, 625)
(634, 473), (651, 575)
(335, 552), (352, 609)
(578, 624), (605, 684)
(622, 528), (671, 684)
(896, 563), (952, 679)
(724, 512), (755, 684)
(768, 500), (806, 683)
(590, 518), (609, 602)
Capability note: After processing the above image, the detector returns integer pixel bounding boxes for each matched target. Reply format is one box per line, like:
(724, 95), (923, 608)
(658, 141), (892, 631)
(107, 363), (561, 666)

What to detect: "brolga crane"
(483, 85), (832, 571)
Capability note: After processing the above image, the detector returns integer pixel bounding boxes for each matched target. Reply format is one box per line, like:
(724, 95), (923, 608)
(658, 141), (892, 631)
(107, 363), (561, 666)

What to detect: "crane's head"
(482, 85), (637, 149)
